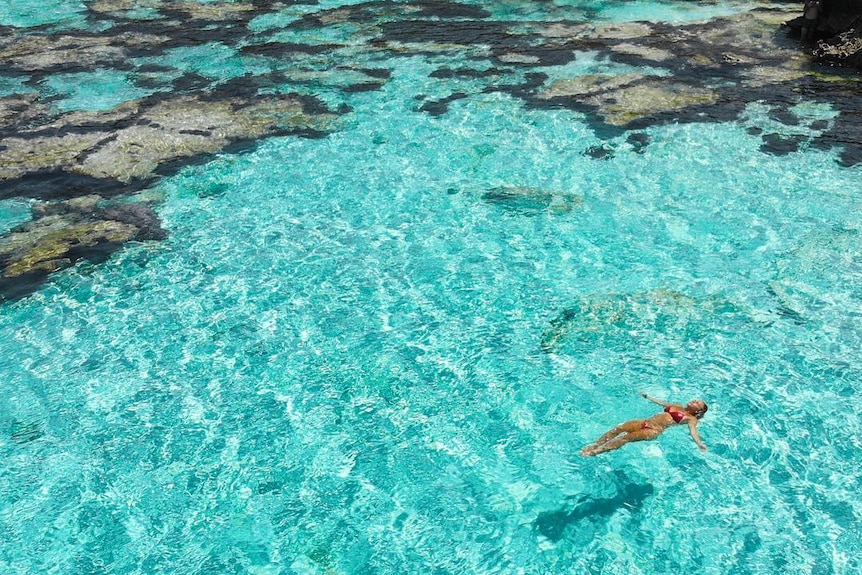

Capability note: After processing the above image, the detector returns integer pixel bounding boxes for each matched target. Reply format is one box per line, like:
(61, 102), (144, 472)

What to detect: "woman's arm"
(639, 392), (671, 407)
(687, 419), (707, 451)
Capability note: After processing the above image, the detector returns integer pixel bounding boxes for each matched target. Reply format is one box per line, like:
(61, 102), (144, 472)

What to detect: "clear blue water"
(0, 0), (88, 29)
(41, 70), (158, 113)
(2, 2), (862, 575)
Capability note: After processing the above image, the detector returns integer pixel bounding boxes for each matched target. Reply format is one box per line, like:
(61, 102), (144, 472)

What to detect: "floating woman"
(581, 392), (708, 456)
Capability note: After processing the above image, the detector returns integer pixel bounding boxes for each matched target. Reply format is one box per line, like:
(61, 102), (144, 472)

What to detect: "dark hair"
(693, 402), (708, 419)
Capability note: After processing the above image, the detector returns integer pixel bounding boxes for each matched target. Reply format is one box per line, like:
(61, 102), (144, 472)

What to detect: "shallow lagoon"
(1, 1), (861, 574)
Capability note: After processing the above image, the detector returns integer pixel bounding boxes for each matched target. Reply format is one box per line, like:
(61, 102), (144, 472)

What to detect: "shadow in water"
(534, 469), (655, 542)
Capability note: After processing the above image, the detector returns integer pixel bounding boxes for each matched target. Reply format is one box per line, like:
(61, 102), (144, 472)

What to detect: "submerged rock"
(541, 73), (647, 100)
(0, 196), (167, 301)
(813, 19), (862, 69)
(540, 74), (717, 126)
(611, 42), (674, 63)
(98, 202), (168, 241)
(10, 420), (44, 444)
(540, 289), (752, 354)
(1, 92), (340, 193)
(0, 132), (109, 184)
(0, 94), (48, 131)
(600, 81), (718, 126)
(0, 31), (168, 73)
(583, 144), (615, 160)
(482, 186), (583, 215)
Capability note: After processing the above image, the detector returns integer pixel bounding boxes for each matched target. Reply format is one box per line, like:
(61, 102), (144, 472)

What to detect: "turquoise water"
(2, 2), (862, 575)
(0, 200), (31, 234)
(0, 0), (88, 28)
(41, 70), (158, 113)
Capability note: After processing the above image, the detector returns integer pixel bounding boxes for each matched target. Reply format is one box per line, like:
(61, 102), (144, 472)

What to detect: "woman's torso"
(644, 405), (689, 429)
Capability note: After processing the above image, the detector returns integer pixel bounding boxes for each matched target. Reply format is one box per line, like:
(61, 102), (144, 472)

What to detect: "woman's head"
(686, 400), (708, 419)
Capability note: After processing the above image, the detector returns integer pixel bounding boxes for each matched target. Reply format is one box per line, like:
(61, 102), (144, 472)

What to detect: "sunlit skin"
(580, 393), (708, 456)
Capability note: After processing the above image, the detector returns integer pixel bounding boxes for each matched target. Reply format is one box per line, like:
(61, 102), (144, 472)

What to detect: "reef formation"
(784, 0), (862, 69)
(1, 0), (861, 300)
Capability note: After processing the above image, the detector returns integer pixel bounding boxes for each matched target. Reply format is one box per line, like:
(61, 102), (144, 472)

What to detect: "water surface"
(1, 1), (861, 574)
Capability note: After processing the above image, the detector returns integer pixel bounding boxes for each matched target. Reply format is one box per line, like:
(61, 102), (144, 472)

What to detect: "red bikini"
(664, 405), (687, 423)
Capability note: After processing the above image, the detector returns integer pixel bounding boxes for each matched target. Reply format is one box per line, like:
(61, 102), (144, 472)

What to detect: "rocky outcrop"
(813, 15), (862, 68)
(785, 0), (862, 69)
(0, 196), (166, 300)
(0, 93), (340, 197)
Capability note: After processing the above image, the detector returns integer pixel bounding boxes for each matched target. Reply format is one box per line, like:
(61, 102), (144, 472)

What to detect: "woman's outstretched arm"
(687, 419), (707, 451)
(639, 392), (670, 407)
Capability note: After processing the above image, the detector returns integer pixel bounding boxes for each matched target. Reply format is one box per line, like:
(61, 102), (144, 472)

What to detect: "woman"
(580, 392), (708, 456)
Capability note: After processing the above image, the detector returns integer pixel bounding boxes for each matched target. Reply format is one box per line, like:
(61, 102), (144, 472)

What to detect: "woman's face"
(687, 400), (706, 413)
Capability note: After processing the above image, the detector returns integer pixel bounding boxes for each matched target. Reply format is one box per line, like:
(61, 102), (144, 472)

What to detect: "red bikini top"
(664, 405), (687, 423)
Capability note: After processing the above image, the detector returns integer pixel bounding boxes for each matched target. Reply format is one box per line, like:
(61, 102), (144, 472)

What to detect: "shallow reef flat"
(1, 0), (861, 300)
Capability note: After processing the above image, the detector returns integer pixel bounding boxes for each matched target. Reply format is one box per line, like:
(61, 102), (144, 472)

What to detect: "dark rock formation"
(813, 15), (862, 68)
(785, 0), (862, 69)
(0, 196), (167, 301)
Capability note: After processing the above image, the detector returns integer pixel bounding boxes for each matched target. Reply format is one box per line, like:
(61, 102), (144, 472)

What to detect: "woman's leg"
(584, 428), (661, 456)
(581, 420), (647, 455)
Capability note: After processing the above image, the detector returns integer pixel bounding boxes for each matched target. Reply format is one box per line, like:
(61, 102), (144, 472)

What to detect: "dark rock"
(343, 82), (385, 93)
(584, 144), (615, 160)
(747, 126), (764, 136)
(99, 202), (168, 241)
(627, 132), (651, 153)
(411, 1), (491, 19)
(760, 133), (806, 155)
(359, 68), (392, 79)
(419, 92), (469, 116)
(0, 197), (167, 301)
(769, 108), (800, 126)
(171, 72), (211, 92)
(239, 42), (338, 57)
(381, 19), (515, 47)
